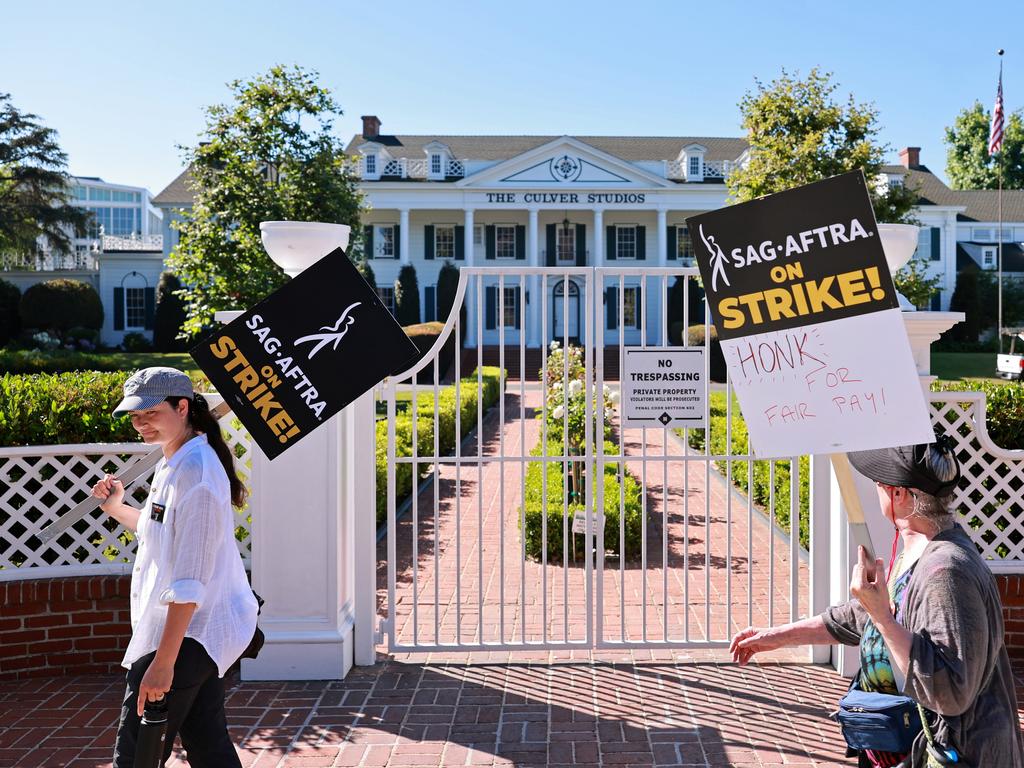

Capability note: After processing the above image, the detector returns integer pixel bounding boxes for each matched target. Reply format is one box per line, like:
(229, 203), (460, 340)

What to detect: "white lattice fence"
(0, 419), (254, 581)
(930, 391), (1024, 571)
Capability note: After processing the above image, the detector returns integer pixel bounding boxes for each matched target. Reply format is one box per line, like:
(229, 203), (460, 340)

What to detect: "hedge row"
(0, 350), (141, 375)
(683, 392), (810, 550)
(930, 379), (1023, 450)
(375, 367), (502, 526)
(521, 439), (643, 562)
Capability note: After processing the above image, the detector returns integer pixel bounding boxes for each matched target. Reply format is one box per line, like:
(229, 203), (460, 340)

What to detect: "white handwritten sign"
(621, 348), (707, 428)
(721, 309), (933, 458)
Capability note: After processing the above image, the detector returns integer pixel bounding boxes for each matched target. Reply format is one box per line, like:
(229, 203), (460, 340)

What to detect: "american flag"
(989, 72), (1004, 156)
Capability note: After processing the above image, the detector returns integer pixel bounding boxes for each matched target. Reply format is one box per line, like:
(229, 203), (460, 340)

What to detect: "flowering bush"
(32, 331), (60, 351)
(541, 341), (618, 450)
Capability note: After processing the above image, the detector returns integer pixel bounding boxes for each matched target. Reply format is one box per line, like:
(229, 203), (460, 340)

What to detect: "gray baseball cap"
(113, 367), (194, 416)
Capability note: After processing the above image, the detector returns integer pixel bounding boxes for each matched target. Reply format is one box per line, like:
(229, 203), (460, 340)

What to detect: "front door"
(552, 278), (580, 345)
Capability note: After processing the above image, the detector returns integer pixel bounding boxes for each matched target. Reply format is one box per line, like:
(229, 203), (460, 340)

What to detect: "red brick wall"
(0, 575), (131, 680)
(998, 574), (1024, 658)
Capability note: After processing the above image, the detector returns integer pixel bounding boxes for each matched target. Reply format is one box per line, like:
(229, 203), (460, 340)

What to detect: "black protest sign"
(191, 248), (419, 460)
(685, 171), (899, 342)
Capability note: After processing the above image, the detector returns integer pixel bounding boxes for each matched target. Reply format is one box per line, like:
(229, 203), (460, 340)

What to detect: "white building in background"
(152, 118), (1024, 347)
(0, 176), (164, 347)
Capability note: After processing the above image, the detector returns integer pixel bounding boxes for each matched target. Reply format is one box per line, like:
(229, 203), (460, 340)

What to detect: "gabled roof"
(957, 242), (1024, 273)
(344, 134), (748, 162)
(152, 167), (196, 206)
(884, 165), (1024, 222)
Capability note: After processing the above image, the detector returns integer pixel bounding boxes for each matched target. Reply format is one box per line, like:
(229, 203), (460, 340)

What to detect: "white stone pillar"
(399, 208), (410, 266)
(528, 207), (540, 347)
(464, 209), (476, 348)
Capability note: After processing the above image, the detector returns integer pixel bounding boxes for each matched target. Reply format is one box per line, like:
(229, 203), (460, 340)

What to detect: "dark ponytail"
(167, 394), (248, 508)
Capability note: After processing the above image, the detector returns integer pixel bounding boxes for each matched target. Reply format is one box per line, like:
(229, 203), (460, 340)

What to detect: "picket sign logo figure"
(293, 302), (361, 360)
(699, 224), (731, 291)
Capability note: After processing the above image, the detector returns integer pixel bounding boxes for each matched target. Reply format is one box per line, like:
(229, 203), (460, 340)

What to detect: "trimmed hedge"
(374, 367), (502, 526)
(930, 379), (1024, 450)
(404, 321), (454, 383)
(0, 278), (20, 347)
(20, 279), (103, 336)
(522, 439), (643, 562)
(684, 391), (810, 549)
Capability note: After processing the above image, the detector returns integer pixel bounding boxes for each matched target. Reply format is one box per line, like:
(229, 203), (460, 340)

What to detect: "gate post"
(351, 390), (378, 665)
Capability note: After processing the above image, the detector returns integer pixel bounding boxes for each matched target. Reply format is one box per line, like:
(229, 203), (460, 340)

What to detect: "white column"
(242, 410), (353, 680)
(656, 209), (668, 266)
(464, 209), (476, 348)
(399, 208), (410, 266)
(593, 209), (604, 265)
(528, 207), (540, 347)
(656, 208), (668, 344)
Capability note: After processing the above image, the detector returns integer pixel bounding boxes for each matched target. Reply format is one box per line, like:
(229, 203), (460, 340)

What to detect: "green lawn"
(931, 352), (1006, 383)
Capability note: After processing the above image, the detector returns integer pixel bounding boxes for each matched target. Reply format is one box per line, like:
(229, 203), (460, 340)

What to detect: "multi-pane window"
(430, 154), (442, 175)
(125, 287), (146, 328)
(622, 287), (639, 327)
(377, 287), (395, 314)
(435, 226), (455, 259)
(86, 206), (140, 237)
(676, 225), (693, 262)
(378, 225), (395, 258)
(73, 185), (88, 200)
(688, 156), (701, 176)
(503, 287), (518, 328)
(616, 226), (636, 260)
(557, 224), (575, 262)
(982, 247), (997, 268)
(496, 225), (516, 259)
(474, 225), (483, 245)
(365, 154), (377, 175)
(88, 187), (112, 201)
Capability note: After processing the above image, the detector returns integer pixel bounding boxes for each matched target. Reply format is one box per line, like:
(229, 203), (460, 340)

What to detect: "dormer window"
(680, 144), (707, 182)
(423, 142), (452, 180)
(365, 154), (377, 176)
(688, 156), (701, 177)
(430, 153), (442, 175)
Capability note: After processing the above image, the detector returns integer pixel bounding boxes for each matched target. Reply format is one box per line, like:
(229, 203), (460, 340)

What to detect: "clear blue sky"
(5, 0), (1020, 194)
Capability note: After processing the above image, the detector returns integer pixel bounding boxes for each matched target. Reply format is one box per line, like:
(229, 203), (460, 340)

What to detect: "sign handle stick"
(829, 452), (874, 559)
(37, 401), (232, 544)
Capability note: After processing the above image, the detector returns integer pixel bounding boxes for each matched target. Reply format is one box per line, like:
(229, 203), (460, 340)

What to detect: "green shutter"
(394, 224), (401, 260)
(425, 225), (434, 260)
(635, 286), (643, 329)
(546, 224), (556, 266)
(364, 225), (374, 259)
(455, 226), (465, 260)
(606, 226), (616, 261)
(636, 226), (646, 260)
(515, 225), (526, 260)
(930, 227), (941, 261)
(143, 287), (155, 330)
(485, 286), (496, 329)
(667, 226), (677, 261)
(575, 224), (586, 266)
(606, 287), (617, 329)
(113, 287), (124, 331)
(514, 287), (522, 330)
(485, 225), (496, 260)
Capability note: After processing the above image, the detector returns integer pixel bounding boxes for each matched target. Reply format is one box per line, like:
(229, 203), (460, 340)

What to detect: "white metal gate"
(383, 266), (812, 653)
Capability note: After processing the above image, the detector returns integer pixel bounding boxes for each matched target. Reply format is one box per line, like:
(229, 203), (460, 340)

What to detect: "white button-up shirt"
(124, 434), (258, 677)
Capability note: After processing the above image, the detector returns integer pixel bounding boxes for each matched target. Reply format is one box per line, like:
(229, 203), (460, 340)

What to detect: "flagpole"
(997, 50), (1005, 353)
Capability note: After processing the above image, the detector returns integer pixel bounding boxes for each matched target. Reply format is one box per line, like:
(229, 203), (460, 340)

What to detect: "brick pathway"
(5, 387), (1020, 767)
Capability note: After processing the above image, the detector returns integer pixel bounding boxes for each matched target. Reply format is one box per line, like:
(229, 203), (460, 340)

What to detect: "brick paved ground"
(4, 387), (1021, 767)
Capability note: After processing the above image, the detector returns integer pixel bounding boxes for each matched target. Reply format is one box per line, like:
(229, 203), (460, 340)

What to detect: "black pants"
(112, 638), (241, 768)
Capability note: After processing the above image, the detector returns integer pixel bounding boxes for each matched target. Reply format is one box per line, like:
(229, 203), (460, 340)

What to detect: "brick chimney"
(898, 147), (920, 169)
(361, 115), (381, 140)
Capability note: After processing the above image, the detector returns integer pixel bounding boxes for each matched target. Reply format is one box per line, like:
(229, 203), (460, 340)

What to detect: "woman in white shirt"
(92, 366), (258, 768)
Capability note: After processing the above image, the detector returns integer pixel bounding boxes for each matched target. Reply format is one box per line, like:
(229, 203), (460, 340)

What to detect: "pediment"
(457, 136), (673, 188)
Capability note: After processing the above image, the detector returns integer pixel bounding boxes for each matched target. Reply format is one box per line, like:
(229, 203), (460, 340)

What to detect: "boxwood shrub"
(521, 439), (643, 562)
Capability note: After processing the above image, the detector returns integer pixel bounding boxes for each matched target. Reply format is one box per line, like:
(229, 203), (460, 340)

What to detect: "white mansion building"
(150, 116), (1024, 348)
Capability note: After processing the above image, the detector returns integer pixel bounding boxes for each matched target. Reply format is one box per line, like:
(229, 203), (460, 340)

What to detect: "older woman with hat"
(729, 431), (1023, 767)
(92, 367), (258, 767)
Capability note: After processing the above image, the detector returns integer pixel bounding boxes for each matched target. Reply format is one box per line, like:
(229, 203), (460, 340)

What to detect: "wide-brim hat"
(847, 429), (961, 497)
(113, 367), (194, 416)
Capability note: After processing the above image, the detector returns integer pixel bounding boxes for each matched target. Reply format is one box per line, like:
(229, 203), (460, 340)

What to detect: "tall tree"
(0, 93), (90, 258)
(944, 102), (1024, 189)
(169, 65), (364, 335)
(728, 68), (918, 223)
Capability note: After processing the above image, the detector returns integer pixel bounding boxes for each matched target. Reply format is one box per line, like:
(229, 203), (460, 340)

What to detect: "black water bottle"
(134, 696), (169, 768)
